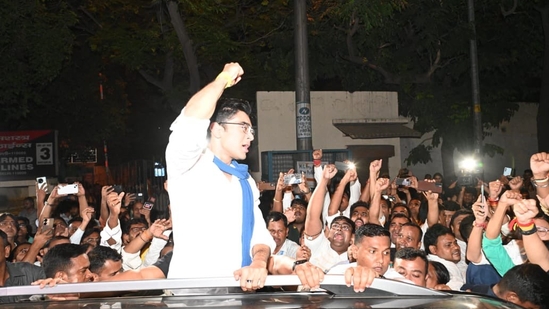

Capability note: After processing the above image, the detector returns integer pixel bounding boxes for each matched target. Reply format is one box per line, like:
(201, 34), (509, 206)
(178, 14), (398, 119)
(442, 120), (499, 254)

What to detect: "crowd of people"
(1, 62), (548, 308)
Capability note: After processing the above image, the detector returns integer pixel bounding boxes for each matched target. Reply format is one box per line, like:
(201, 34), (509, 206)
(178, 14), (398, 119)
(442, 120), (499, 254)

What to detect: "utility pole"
(294, 0), (312, 151)
(468, 0), (482, 156)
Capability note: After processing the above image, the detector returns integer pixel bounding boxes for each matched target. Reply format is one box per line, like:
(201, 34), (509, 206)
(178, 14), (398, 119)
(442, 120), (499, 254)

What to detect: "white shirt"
(275, 238), (300, 259)
(428, 254), (466, 290)
(305, 232), (348, 272)
(165, 110), (275, 279)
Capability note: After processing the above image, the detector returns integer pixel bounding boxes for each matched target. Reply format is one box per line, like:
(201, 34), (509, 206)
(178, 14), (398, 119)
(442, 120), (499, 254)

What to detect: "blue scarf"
(213, 156), (254, 267)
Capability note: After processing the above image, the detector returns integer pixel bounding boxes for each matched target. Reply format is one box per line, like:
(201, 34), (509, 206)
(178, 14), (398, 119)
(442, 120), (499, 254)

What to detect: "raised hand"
(80, 207), (95, 224)
(312, 149), (323, 161)
(499, 190), (523, 208)
(513, 199), (539, 225)
(322, 164), (338, 180)
(149, 219), (171, 240)
(530, 152), (549, 179)
(283, 208), (296, 223)
(369, 159), (382, 177)
(472, 195), (487, 225)
(36, 182), (48, 204)
(102, 185), (114, 201)
(107, 191), (125, 215)
(375, 177), (390, 193)
(76, 182), (86, 197)
(488, 180), (504, 200)
(508, 176), (524, 191)
(296, 244), (311, 261)
(221, 62), (244, 87)
(124, 193), (136, 207)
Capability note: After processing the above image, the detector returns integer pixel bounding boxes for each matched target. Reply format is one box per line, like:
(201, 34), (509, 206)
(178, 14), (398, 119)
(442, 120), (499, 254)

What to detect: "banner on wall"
(0, 130), (58, 180)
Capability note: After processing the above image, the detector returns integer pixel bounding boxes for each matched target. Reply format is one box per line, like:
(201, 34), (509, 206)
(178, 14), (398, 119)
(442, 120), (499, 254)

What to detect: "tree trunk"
(166, 0), (201, 95)
(537, 6), (549, 152)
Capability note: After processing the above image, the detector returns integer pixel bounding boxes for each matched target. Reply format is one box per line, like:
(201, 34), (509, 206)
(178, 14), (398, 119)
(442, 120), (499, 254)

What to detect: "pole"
(468, 0), (482, 156)
(294, 0), (312, 151)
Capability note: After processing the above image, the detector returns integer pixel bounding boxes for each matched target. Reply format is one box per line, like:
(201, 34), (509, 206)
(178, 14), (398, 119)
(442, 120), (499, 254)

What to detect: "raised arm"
(184, 63), (243, 119)
(99, 186), (113, 228)
(514, 199), (549, 272)
(328, 168), (354, 216)
(421, 180), (440, 228)
(467, 195), (487, 263)
(304, 164), (337, 239)
(369, 177), (389, 226)
(530, 152), (549, 200)
(485, 190), (521, 239)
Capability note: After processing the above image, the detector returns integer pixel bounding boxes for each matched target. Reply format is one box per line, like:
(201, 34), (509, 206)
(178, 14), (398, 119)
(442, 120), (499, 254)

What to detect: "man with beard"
(349, 201), (370, 229)
(424, 223), (465, 290)
(266, 212), (299, 259)
(304, 164), (355, 272)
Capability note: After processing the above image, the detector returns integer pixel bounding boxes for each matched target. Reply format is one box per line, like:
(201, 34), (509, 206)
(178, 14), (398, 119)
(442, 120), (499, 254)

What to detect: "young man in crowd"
(165, 62), (274, 291)
(266, 212), (299, 259)
(424, 224), (465, 290)
(392, 247), (429, 287)
(88, 246), (124, 281)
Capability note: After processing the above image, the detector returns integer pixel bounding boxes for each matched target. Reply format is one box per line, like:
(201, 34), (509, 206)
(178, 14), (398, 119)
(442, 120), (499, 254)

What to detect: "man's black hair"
(290, 198), (307, 208)
(395, 247), (428, 275)
(43, 243), (88, 278)
(122, 217), (149, 235)
(429, 260), (450, 285)
(441, 201), (460, 212)
(401, 222), (423, 241)
(265, 211), (288, 228)
(390, 213), (411, 224)
(350, 201), (370, 214)
(458, 215), (476, 242)
(354, 223), (390, 245)
(424, 224), (454, 255)
(88, 246), (122, 274)
(331, 215), (356, 234)
(44, 236), (70, 249)
(81, 227), (101, 244)
(68, 216), (83, 225)
(449, 209), (473, 229)
(391, 203), (411, 218)
(498, 264), (549, 309)
(211, 98), (252, 123)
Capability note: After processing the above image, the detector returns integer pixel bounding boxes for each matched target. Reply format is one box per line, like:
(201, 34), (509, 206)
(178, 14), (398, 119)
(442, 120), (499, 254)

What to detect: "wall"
(256, 91), (406, 181)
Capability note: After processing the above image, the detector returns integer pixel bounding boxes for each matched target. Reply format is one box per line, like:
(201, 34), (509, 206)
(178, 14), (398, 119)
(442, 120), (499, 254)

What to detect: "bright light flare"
(459, 158), (478, 171)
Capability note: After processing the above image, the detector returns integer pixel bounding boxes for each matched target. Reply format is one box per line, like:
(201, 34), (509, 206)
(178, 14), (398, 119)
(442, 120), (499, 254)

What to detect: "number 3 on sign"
(36, 143), (53, 165)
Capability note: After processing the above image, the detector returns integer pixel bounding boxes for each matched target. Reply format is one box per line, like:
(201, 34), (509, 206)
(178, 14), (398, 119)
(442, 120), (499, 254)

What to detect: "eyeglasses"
(130, 227), (147, 234)
(537, 226), (549, 237)
(218, 122), (255, 135)
(331, 223), (352, 231)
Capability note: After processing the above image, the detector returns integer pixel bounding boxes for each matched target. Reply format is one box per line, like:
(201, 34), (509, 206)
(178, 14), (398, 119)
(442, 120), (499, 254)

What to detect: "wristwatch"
(292, 259), (308, 271)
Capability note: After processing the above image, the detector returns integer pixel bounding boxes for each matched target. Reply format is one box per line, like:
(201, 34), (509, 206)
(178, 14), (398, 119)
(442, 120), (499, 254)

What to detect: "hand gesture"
(149, 219), (171, 240)
(101, 185), (114, 201)
(375, 177), (390, 193)
(36, 182), (48, 204)
(472, 195), (487, 224)
(34, 225), (53, 248)
(283, 208), (296, 223)
(530, 152), (549, 178)
(293, 261), (324, 290)
(297, 172), (310, 193)
(409, 176), (419, 189)
(124, 193), (136, 207)
(296, 244), (311, 261)
(233, 261), (268, 292)
(107, 191), (125, 215)
(345, 163), (358, 183)
(276, 172), (286, 191)
(344, 266), (379, 292)
(488, 180), (504, 199)
(322, 164), (337, 180)
(312, 149), (323, 161)
(80, 207), (95, 223)
(508, 176), (524, 191)
(422, 188), (439, 202)
(369, 159), (382, 177)
(499, 190), (522, 208)
(76, 182), (85, 197)
(513, 199), (539, 225)
(221, 62), (244, 87)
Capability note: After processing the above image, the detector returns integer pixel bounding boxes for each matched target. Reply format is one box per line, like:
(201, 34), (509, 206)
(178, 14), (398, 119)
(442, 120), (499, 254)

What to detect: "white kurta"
(165, 110), (275, 279)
